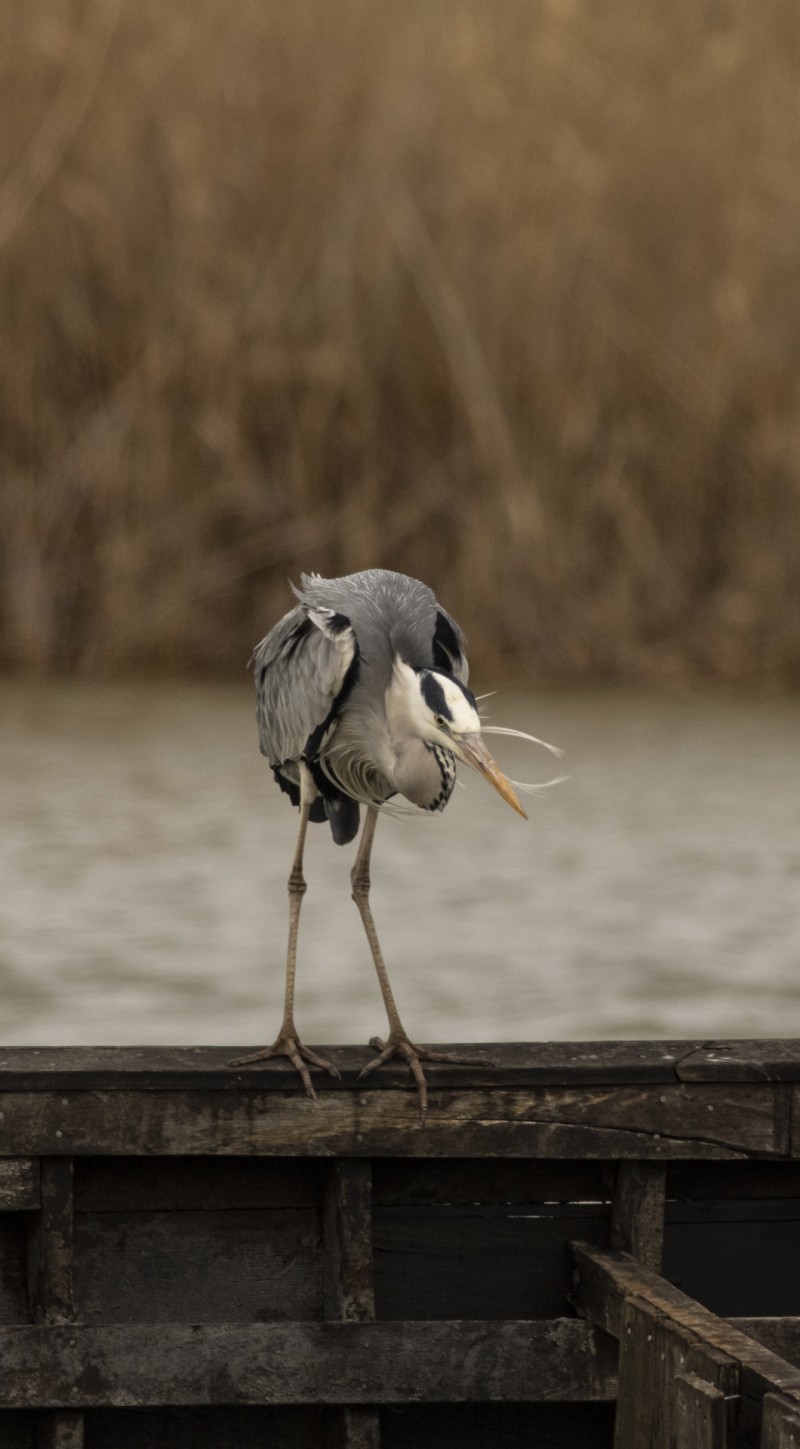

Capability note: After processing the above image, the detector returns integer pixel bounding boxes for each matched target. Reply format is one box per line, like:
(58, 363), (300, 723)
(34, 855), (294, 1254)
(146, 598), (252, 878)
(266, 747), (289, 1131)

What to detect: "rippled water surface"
(2, 682), (799, 1048)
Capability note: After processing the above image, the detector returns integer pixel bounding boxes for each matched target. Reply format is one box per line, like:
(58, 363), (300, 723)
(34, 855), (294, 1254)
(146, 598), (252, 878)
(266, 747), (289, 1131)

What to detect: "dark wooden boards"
(0, 1040), (799, 1090)
(573, 1243), (800, 1444)
(762, 1393), (800, 1448)
(0, 1082), (788, 1158)
(0, 1319), (616, 1407)
(27, 1159), (82, 1447)
(611, 1162), (666, 1270)
(0, 1044), (796, 1159)
(0, 1160), (39, 1212)
(323, 1162), (379, 1448)
(0, 1042), (696, 1090)
(3, 1043), (800, 1445)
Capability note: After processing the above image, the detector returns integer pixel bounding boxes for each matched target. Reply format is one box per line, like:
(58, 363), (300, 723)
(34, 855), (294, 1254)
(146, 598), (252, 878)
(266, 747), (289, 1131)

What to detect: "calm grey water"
(1, 682), (799, 1049)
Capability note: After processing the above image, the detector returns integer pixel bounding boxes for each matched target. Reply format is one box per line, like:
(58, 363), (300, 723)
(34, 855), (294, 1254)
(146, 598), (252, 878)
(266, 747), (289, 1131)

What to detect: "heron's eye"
(434, 714), (448, 728)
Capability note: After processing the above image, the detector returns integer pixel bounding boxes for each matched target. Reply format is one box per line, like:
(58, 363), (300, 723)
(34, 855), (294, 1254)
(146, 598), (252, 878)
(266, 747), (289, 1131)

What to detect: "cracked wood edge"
(0, 1084), (786, 1157)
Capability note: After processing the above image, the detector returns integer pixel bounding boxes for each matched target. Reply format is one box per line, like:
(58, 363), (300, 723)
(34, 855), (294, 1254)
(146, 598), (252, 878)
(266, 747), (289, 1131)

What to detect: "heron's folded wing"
(432, 605), (469, 683)
(250, 604), (359, 767)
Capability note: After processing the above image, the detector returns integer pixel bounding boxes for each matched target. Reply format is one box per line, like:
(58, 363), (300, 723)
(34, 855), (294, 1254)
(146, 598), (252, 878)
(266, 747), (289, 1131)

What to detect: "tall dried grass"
(2, 0), (800, 679)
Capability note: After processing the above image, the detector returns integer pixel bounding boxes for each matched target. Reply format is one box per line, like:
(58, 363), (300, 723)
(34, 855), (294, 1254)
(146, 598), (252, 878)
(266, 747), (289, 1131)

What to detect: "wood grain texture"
(611, 1161), (665, 1270)
(674, 1372), (729, 1449)
(574, 1244), (800, 1424)
(676, 1043), (800, 1083)
(73, 1207), (322, 1324)
(28, 1160), (75, 1324)
(0, 1319), (617, 1407)
(0, 1042), (695, 1090)
(323, 1162), (379, 1449)
(0, 1083), (786, 1158)
(0, 1160), (39, 1212)
(762, 1392), (800, 1448)
(28, 1162), (82, 1449)
(323, 1161), (374, 1323)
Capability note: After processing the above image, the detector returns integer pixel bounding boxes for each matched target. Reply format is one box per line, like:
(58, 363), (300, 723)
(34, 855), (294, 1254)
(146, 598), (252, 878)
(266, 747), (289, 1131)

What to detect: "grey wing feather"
(251, 603), (358, 768)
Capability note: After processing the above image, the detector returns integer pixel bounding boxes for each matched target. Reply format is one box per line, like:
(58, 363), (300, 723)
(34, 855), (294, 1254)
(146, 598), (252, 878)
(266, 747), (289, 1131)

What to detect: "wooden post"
(324, 1160), (380, 1449)
(763, 1393), (800, 1448)
(36, 1415), (84, 1449)
(611, 1161), (666, 1270)
(674, 1372), (729, 1449)
(28, 1158), (83, 1449)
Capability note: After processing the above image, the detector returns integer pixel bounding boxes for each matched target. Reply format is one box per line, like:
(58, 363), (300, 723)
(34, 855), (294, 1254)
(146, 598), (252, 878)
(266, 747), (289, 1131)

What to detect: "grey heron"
(233, 568), (537, 1117)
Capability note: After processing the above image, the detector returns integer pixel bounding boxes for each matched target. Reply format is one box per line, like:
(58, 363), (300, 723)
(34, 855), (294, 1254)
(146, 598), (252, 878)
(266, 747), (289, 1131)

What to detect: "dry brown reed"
(2, 0), (800, 681)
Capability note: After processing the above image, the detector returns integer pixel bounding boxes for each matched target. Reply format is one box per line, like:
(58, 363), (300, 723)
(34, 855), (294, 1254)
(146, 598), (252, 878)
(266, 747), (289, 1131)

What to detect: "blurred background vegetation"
(2, 0), (800, 682)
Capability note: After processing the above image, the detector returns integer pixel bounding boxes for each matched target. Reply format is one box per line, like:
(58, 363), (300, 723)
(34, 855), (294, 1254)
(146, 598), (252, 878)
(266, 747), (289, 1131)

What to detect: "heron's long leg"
(231, 777), (340, 1097)
(351, 807), (488, 1121)
(350, 807), (405, 1037)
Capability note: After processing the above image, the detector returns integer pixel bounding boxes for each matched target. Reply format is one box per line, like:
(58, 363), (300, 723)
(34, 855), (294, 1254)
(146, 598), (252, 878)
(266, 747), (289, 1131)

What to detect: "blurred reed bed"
(1, 0), (800, 680)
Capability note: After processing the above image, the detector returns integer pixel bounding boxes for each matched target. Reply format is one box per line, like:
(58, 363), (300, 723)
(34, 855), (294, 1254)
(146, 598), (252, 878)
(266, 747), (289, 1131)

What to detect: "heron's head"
(393, 660), (527, 818)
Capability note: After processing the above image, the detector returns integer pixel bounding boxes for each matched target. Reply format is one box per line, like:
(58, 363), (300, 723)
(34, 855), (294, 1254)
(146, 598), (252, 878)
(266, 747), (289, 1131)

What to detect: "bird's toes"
(416, 1047), (495, 1069)
(229, 1046), (277, 1067)
(283, 1045), (319, 1101)
(299, 1045), (341, 1080)
(359, 1034), (429, 1122)
(358, 1042), (393, 1079)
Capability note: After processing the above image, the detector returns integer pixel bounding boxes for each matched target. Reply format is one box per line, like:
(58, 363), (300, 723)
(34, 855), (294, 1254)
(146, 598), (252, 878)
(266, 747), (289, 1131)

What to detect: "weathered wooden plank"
(0, 1160), (40, 1211)
(665, 1199), (800, 1318)
(374, 1204), (610, 1321)
(674, 1372), (729, 1449)
(0, 1042), (693, 1089)
(73, 1208), (322, 1323)
(28, 1160), (75, 1324)
(324, 1162), (379, 1449)
(612, 1294), (738, 1449)
(573, 1244), (800, 1419)
(324, 1161), (374, 1323)
(28, 1161), (82, 1449)
(762, 1392), (800, 1448)
(75, 1157), (322, 1211)
(737, 1319), (800, 1365)
(678, 1043), (800, 1083)
(0, 1319), (616, 1407)
(611, 1161), (665, 1269)
(0, 1083), (784, 1157)
(612, 1294), (666, 1449)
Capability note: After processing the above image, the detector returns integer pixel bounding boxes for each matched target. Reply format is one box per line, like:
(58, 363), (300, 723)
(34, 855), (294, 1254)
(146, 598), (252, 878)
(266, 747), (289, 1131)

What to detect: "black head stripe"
(419, 671), (451, 721)
(419, 670), (478, 719)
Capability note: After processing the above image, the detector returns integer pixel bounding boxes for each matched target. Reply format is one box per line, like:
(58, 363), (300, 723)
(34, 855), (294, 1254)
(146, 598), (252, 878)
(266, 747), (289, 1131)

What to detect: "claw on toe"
(358, 1032), (490, 1125)
(230, 1034), (340, 1101)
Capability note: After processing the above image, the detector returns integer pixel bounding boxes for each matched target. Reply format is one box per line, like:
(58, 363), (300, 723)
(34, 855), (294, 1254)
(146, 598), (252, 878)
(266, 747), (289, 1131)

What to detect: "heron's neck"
(384, 668), (456, 811)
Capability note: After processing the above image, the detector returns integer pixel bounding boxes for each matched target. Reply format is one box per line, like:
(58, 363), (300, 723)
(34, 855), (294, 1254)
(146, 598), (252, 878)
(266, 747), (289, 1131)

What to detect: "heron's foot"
(230, 1033), (340, 1102)
(358, 1032), (492, 1123)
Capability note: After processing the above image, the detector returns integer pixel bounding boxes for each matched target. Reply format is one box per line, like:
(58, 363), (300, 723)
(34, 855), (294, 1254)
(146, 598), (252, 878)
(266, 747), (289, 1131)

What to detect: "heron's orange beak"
(456, 734), (527, 818)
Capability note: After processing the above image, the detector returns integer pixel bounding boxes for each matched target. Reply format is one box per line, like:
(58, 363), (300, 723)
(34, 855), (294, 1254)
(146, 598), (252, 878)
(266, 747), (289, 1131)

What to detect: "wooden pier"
(2, 1040), (800, 1446)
